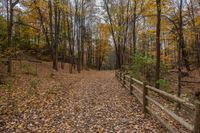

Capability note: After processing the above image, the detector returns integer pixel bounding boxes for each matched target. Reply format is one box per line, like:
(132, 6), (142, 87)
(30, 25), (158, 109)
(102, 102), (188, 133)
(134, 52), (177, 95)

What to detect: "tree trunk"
(177, 0), (184, 109)
(179, 0), (190, 71)
(52, 1), (59, 71)
(155, 0), (161, 89)
(61, 9), (67, 70)
(34, 0), (51, 53)
(7, 0), (14, 75)
(132, 0), (137, 58)
(7, 0), (19, 75)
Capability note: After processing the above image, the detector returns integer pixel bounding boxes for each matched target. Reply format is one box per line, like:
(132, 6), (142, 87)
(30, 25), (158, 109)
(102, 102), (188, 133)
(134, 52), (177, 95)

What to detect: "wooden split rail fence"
(115, 71), (200, 133)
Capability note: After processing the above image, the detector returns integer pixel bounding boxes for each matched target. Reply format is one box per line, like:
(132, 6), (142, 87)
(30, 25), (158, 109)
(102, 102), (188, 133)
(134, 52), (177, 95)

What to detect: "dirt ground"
(0, 61), (166, 132)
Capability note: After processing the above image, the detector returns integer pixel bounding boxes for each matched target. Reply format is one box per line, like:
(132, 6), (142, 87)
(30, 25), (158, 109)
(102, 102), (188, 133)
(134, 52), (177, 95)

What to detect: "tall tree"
(155, 0), (161, 89)
(103, 0), (130, 69)
(7, 0), (19, 75)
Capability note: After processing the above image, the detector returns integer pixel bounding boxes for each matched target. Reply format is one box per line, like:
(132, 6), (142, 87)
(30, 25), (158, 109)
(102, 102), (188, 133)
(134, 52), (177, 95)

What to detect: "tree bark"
(52, 1), (59, 71)
(103, 0), (122, 69)
(7, 0), (19, 75)
(179, 0), (190, 71)
(132, 0), (137, 58)
(155, 0), (161, 89)
(177, 0), (183, 109)
(34, 0), (51, 53)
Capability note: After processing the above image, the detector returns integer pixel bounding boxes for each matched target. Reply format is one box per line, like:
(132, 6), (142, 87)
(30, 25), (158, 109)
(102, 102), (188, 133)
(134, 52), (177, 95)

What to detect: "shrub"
(29, 78), (39, 95)
(156, 78), (170, 91)
(50, 69), (56, 79)
(130, 50), (170, 89)
(130, 50), (154, 80)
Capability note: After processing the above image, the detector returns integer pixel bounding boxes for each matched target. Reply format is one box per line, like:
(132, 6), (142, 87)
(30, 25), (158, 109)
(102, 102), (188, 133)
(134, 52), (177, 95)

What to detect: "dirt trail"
(1, 67), (166, 132)
(51, 71), (165, 132)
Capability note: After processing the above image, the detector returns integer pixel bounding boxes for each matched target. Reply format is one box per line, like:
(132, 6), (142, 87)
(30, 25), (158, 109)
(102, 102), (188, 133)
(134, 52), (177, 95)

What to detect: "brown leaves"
(0, 62), (165, 132)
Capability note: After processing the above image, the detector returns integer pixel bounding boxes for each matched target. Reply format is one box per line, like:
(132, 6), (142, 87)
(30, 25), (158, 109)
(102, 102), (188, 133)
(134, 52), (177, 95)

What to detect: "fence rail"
(115, 71), (200, 133)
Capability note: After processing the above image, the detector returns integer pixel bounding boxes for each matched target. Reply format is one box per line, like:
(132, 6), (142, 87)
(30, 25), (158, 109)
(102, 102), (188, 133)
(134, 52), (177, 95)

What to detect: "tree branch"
(12, 0), (19, 8)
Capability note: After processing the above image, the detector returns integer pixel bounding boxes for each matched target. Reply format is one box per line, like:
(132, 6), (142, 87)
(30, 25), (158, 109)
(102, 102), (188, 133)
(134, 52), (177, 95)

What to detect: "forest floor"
(0, 61), (166, 132)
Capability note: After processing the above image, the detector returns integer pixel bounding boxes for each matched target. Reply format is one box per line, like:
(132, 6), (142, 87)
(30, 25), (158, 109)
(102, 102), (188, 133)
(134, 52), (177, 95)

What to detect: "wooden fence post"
(143, 82), (148, 115)
(117, 71), (119, 79)
(130, 77), (133, 95)
(194, 100), (200, 133)
(119, 71), (122, 81)
(123, 73), (125, 87)
(35, 63), (38, 75)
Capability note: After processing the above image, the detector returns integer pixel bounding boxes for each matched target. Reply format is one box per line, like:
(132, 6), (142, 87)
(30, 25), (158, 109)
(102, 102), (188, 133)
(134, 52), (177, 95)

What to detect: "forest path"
(1, 68), (166, 132)
(55, 70), (165, 133)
